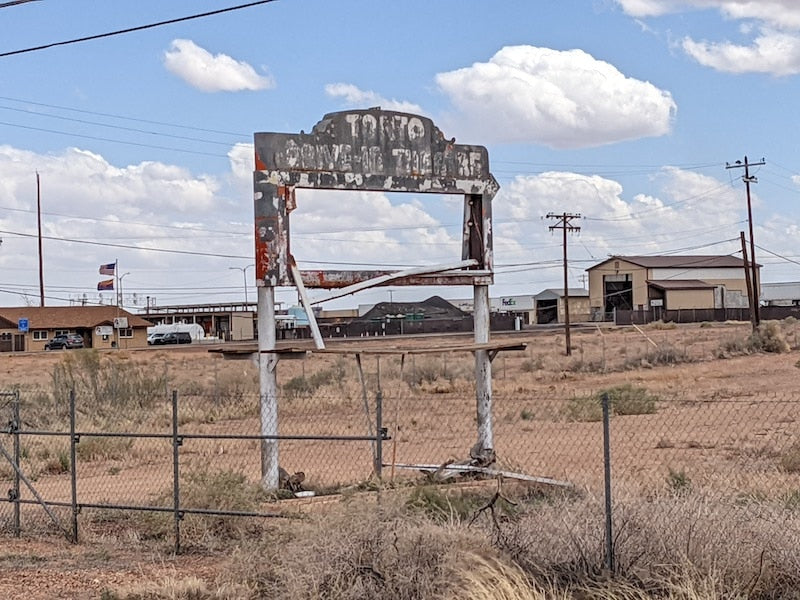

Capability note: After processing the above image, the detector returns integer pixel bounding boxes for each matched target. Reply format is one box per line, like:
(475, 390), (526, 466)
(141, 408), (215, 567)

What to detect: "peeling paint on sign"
(253, 109), (498, 287)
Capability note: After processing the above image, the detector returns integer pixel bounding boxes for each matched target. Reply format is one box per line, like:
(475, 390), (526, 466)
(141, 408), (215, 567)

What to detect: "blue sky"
(1, 0), (800, 311)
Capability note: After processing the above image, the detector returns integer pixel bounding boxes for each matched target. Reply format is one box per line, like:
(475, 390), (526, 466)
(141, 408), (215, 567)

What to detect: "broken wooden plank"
(386, 462), (572, 488)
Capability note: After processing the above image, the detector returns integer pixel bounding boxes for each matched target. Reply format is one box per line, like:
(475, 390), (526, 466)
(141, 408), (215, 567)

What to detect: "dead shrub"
(283, 363), (347, 399)
(76, 436), (134, 462)
(225, 495), (488, 600)
(564, 384), (658, 422)
(50, 351), (167, 424)
(718, 321), (790, 357)
(520, 357), (544, 373)
(780, 442), (800, 474)
(623, 344), (690, 369)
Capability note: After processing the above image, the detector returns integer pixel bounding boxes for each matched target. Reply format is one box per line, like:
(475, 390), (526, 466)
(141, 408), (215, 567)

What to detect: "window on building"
(55, 329), (70, 336)
(119, 328), (133, 338)
(32, 330), (48, 340)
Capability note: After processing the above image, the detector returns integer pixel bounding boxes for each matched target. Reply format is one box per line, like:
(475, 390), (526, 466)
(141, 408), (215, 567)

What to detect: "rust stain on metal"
(299, 270), (492, 289)
(253, 108), (499, 288)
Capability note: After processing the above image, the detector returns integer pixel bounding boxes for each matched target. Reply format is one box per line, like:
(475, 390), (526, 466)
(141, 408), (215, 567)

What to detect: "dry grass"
(93, 485), (800, 599)
(2, 320), (800, 598)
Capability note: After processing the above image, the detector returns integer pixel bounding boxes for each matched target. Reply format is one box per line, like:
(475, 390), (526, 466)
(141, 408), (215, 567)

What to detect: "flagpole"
(115, 259), (120, 308)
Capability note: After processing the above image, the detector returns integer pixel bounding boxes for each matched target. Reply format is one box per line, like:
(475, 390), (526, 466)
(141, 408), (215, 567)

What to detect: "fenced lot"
(1, 320), (800, 598)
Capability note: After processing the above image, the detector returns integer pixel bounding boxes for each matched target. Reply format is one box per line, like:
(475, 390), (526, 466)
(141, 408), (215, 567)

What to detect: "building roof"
(0, 306), (153, 329)
(360, 296), (465, 320)
(534, 288), (590, 300)
(589, 255), (755, 270)
(647, 279), (716, 291)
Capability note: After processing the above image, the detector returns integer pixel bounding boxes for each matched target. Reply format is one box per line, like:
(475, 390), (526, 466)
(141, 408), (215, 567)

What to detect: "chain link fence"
(1, 359), (799, 554)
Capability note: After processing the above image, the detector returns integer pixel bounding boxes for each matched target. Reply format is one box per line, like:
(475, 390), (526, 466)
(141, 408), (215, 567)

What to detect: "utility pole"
(547, 212), (581, 356)
(740, 231), (756, 331)
(726, 156), (765, 327)
(36, 172), (45, 307)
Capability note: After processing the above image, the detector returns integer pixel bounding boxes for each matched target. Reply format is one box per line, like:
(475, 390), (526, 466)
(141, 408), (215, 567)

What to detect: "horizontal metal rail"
(1, 497), (294, 519)
(3, 428), (389, 442)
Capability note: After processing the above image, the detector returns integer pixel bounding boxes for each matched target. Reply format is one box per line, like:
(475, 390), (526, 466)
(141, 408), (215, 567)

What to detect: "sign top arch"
(253, 108), (498, 286)
(254, 108), (498, 196)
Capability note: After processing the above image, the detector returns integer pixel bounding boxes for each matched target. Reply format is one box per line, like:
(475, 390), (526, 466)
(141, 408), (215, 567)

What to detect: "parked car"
(152, 331), (192, 345)
(147, 332), (166, 345)
(44, 333), (84, 350)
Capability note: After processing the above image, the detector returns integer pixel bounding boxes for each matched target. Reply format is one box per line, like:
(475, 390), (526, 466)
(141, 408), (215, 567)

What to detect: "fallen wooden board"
(386, 462), (572, 488)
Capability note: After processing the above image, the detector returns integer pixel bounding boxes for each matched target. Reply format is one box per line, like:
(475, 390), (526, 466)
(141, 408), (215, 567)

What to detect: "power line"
(0, 203), (248, 235)
(0, 120), (227, 158)
(755, 244), (800, 268)
(0, 104), (245, 147)
(0, 228), (251, 259)
(0, 0), (279, 58)
(0, 0), (40, 8)
(582, 181), (732, 222)
(0, 95), (249, 137)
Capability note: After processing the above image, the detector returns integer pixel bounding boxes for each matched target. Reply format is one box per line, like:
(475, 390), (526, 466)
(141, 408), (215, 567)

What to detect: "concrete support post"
(258, 285), (280, 490)
(473, 284), (493, 454)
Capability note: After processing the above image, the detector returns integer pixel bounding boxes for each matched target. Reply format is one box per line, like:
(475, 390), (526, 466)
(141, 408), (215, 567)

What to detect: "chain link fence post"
(12, 389), (20, 538)
(375, 390), (383, 480)
(602, 391), (614, 573)
(69, 389), (79, 543)
(171, 390), (182, 554)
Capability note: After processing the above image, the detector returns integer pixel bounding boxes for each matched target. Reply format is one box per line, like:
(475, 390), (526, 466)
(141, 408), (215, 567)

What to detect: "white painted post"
(474, 284), (493, 454)
(258, 285), (280, 489)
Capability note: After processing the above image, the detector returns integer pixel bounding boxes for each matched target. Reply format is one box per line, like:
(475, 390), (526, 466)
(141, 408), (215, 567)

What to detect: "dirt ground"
(1, 319), (799, 598)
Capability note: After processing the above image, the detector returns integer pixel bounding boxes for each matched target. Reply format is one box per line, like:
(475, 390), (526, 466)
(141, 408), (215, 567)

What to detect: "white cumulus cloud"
(435, 45), (676, 148)
(682, 29), (800, 75)
(164, 39), (274, 92)
(492, 167), (745, 273)
(324, 83), (424, 114)
(616, 1), (800, 29)
(616, 1), (800, 75)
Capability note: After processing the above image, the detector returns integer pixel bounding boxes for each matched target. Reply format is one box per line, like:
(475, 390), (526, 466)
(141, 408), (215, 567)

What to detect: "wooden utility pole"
(36, 172), (45, 307)
(726, 156), (765, 326)
(547, 212), (581, 356)
(740, 231), (756, 331)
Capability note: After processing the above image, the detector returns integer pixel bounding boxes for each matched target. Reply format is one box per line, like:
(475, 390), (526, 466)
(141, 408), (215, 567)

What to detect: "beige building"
(142, 302), (254, 341)
(533, 289), (590, 324)
(0, 306), (152, 352)
(587, 255), (758, 320)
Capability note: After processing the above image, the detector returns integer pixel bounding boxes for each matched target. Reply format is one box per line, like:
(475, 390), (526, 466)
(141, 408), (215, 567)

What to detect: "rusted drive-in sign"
(253, 109), (498, 288)
(259, 112), (490, 181)
(252, 108), (500, 489)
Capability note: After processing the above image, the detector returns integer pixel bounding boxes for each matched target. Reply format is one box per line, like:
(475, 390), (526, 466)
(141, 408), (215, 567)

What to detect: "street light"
(118, 272), (130, 308)
(229, 264), (255, 306)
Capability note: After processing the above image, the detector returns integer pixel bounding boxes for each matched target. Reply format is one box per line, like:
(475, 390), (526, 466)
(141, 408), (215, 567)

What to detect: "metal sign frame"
(252, 109), (499, 489)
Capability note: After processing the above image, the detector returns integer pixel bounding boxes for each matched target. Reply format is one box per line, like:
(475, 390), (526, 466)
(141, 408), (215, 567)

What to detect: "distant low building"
(761, 282), (800, 307)
(324, 296), (515, 337)
(141, 302), (254, 341)
(0, 306), (153, 352)
(533, 288), (590, 324)
(441, 295), (536, 324)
